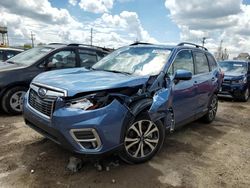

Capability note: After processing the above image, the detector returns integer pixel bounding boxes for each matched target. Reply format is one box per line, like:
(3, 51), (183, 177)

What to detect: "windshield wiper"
(91, 67), (131, 75)
(103, 69), (131, 75)
(6, 61), (15, 64)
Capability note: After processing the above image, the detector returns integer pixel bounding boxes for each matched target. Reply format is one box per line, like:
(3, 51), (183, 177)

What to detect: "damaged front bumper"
(23, 93), (131, 155)
(218, 83), (247, 98)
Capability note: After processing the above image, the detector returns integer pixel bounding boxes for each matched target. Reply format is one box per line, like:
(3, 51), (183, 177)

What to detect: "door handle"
(211, 77), (215, 81)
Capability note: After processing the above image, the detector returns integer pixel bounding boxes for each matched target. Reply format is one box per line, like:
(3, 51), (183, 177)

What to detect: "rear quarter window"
(207, 53), (218, 71)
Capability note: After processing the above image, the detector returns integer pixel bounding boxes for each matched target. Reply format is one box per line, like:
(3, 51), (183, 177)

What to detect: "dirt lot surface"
(0, 100), (250, 188)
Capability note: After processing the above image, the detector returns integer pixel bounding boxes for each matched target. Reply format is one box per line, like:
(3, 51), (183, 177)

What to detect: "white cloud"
(69, 0), (78, 6)
(79, 0), (114, 14)
(0, 0), (156, 49)
(95, 11), (157, 43)
(165, 0), (250, 58)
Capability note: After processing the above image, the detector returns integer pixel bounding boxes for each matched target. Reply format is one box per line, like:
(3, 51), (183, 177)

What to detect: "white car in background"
(0, 47), (24, 62)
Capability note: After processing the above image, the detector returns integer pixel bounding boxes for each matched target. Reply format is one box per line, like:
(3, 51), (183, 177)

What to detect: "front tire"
(1, 86), (27, 115)
(202, 94), (218, 123)
(239, 88), (249, 102)
(120, 113), (165, 164)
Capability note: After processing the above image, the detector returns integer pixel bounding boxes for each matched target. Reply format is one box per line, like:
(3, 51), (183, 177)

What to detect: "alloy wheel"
(208, 96), (218, 120)
(9, 91), (26, 112)
(124, 120), (159, 159)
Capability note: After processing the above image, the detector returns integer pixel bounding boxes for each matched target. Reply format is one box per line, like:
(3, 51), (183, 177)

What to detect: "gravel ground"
(0, 100), (250, 188)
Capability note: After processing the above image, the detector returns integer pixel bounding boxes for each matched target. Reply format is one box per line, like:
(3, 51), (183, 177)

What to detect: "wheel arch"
(0, 82), (29, 99)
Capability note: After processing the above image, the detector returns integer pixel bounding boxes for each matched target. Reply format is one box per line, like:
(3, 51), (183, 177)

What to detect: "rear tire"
(1, 86), (27, 115)
(120, 113), (165, 164)
(202, 94), (218, 123)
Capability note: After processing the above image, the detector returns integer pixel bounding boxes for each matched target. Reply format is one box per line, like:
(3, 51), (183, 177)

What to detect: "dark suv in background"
(0, 43), (112, 114)
(218, 60), (250, 101)
(23, 42), (223, 163)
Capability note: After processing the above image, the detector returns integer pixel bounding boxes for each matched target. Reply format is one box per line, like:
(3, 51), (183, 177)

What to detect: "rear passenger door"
(168, 50), (197, 125)
(193, 51), (212, 114)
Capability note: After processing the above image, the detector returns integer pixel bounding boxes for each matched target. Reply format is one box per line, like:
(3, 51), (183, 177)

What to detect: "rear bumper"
(23, 94), (130, 155)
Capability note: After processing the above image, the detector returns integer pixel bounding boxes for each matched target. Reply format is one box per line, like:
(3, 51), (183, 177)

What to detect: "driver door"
(168, 50), (197, 126)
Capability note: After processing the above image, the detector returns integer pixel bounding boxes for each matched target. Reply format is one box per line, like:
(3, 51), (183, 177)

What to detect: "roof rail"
(67, 43), (113, 52)
(130, 42), (153, 46)
(48, 43), (67, 45)
(177, 42), (208, 51)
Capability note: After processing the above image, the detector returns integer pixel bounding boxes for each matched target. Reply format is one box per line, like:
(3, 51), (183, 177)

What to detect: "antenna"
(90, 28), (93, 46)
(31, 31), (35, 48)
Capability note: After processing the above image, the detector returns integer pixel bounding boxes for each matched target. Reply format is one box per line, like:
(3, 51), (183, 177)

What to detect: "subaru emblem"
(38, 88), (47, 98)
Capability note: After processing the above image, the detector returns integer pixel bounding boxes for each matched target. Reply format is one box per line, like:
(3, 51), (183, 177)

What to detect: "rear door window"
(168, 50), (194, 76)
(47, 50), (76, 69)
(78, 49), (98, 68)
(193, 52), (209, 74)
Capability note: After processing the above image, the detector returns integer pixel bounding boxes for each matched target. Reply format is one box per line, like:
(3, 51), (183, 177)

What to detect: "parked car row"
(1, 42), (249, 163)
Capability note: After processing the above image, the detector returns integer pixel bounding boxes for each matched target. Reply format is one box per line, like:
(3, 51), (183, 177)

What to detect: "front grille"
(28, 89), (55, 117)
(28, 84), (65, 118)
(223, 80), (231, 84)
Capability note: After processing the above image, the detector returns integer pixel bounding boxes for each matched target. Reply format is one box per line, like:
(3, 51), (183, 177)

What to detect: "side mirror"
(173, 69), (192, 82)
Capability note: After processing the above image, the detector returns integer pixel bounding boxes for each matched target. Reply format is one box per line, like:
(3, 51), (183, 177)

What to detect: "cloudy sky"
(0, 0), (250, 57)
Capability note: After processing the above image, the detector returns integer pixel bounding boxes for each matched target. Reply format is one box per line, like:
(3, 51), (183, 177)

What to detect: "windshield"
(7, 46), (54, 66)
(219, 61), (247, 74)
(92, 46), (172, 76)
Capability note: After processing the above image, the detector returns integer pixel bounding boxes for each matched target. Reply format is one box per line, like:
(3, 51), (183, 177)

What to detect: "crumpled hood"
(0, 62), (25, 72)
(33, 68), (149, 96)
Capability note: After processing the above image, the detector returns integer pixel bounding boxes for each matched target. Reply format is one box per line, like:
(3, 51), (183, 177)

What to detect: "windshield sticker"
(152, 49), (169, 55)
(233, 64), (243, 67)
(40, 48), (53, 52)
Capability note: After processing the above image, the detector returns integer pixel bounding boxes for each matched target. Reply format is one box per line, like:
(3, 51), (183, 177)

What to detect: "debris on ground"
(66, 156), (83, 173)
(94, 158), (120, 172)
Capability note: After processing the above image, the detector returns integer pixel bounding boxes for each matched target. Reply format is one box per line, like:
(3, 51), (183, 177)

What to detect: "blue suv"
(23, 42), (223, 163)
(218, 60), (250, 101)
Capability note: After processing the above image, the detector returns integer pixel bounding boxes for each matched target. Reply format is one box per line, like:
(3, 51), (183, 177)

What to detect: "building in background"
(0, 26), (9, 47)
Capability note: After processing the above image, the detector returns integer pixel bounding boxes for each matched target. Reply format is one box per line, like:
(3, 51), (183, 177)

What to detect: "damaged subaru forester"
(23, 42), (223, 164)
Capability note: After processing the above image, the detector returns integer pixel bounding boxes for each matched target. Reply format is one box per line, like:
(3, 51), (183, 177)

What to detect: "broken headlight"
(66, 93), (110, 110)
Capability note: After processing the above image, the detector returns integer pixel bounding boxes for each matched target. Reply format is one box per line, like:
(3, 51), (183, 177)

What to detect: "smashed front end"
(23, 72), (173, 155)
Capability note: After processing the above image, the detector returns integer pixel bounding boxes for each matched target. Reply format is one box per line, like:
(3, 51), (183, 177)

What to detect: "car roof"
(44, 43), (113, 53)
(0, 47), (24, 51)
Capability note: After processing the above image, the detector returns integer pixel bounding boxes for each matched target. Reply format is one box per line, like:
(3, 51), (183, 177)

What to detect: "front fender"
(148, 88), (173, 122)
